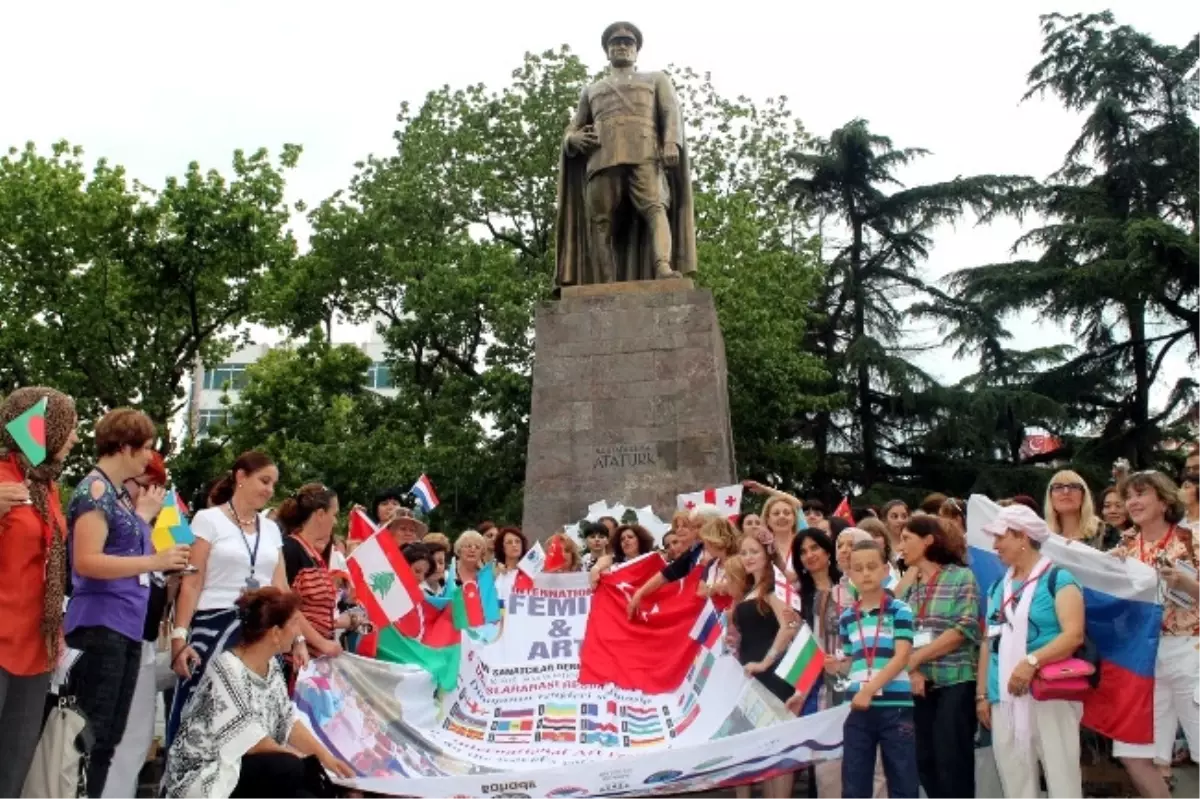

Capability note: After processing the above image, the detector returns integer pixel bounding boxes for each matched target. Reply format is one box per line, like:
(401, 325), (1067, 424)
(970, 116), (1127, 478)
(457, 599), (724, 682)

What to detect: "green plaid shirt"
(899, 563), (980, 686)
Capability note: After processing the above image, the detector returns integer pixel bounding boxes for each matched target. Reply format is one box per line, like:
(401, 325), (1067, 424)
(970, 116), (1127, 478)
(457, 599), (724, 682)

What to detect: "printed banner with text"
(295, 572), (847, 797)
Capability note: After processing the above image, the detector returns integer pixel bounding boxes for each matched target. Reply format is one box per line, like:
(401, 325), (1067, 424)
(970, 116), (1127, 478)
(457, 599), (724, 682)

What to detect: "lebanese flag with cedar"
(348, 506), (378, 543)
(578, 551), (708, 693)
(346, 530), (423, 628)
(676, 484), (743, 522)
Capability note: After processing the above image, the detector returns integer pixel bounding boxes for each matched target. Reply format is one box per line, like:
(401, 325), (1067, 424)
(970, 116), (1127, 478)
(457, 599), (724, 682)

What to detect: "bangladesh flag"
(5, 397), (47, 466)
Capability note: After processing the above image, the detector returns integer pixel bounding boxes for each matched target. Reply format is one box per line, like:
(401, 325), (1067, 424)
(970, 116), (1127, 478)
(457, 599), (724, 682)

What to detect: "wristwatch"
(1025, 654), (1040, 669)
(293, 635), (307, 647)
(170, 627), (188, 642)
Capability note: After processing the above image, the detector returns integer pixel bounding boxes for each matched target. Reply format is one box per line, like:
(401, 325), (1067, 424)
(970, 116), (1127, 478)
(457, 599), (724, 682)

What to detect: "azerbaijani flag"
(452, 561), (501, 630)
(966, 494), (1160, 744)
(5, 396), (47, 466)
(151, 489), (195, 552)
(775, 624), (824, 700)
(409, 474), (440, 513)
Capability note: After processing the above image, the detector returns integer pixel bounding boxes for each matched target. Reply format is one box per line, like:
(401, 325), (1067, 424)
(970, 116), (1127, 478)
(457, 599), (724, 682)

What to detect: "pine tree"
(948, 12), (1198, 468)
(786, 121), (1030, 491)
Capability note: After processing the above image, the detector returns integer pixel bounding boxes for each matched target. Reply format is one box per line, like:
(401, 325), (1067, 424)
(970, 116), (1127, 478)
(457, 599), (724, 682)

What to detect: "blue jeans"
(841, 705), (919, 798)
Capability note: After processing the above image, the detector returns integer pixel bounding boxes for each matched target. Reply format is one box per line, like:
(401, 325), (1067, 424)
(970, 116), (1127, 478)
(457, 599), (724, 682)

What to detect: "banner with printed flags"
(677, 484), (743, 521)
(347, 531), (424, 628)
(150, 489), (195, 552)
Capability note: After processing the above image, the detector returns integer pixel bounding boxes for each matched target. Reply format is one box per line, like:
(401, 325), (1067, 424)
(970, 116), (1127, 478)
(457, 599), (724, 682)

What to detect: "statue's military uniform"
(565, 59), (681, 278)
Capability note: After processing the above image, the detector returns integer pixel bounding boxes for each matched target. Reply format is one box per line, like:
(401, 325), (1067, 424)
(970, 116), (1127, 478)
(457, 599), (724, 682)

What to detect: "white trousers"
(1112, 635), (1199, 764)
(992, 698), (1083, 798)
(103, 642), (164, 799)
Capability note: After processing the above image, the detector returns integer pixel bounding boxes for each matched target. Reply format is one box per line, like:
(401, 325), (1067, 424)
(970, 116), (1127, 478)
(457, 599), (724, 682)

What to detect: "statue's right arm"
(563, 88), (592, 154)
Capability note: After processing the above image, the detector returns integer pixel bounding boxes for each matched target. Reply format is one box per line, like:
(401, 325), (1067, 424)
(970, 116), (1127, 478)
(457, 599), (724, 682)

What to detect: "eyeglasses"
(1049, 483), (1084, 493)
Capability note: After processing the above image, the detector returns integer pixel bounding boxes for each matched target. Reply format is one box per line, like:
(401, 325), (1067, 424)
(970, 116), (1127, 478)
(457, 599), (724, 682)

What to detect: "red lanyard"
(1138, 526), (1176, 565)
(917, 568), (942, 621)
(1002, 560), (1052, 625)
(292, 534), (327, 570)
(853, 600), (885, 676)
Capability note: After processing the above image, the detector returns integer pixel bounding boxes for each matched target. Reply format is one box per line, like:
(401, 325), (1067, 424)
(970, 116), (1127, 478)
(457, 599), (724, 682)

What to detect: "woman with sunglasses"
(1045, 469), (1120, 550)
(1111, 470), (1199, 797)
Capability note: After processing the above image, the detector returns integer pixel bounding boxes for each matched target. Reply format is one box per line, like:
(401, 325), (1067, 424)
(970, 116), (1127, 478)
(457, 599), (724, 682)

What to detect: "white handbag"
(22, 695), (94, 798)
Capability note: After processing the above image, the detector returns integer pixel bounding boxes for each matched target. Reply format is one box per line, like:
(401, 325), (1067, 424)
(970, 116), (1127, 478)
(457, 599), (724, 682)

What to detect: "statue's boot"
(655, 260), (681, 279)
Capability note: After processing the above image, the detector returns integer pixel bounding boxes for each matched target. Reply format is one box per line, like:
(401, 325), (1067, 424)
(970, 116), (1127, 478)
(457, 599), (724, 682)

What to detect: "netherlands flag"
(410, 473), (440, 513)
(966, 495), (1161, 744)
(688, 599), (722, 650)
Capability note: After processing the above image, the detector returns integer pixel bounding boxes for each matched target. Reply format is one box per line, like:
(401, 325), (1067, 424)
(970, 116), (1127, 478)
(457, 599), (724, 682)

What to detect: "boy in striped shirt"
(837, 540), (919, 798)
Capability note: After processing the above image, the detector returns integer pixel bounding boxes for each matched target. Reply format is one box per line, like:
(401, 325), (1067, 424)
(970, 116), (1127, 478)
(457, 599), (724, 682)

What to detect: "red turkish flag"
(834, 497), (855, 523)
(348, 507), (378, 543)
(578, 552), (706, 694)
(543, 535), (567, 572)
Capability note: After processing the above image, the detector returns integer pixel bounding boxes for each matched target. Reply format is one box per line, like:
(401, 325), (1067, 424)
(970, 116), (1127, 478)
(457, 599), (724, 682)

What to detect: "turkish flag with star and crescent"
(676, 483), (744, 522)
(578, 552), (708, 693)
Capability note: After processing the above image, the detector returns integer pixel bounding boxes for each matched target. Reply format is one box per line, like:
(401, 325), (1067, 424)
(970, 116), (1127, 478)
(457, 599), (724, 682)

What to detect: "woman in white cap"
(975, 504), (1086, 798)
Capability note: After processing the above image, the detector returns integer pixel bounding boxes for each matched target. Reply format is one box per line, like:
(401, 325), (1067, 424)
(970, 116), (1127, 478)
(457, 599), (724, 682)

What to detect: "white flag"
(676, 484), (744, 520)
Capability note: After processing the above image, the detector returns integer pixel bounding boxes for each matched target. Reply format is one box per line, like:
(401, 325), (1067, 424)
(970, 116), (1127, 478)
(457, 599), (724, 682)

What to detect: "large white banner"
(295, 572), (848, 796)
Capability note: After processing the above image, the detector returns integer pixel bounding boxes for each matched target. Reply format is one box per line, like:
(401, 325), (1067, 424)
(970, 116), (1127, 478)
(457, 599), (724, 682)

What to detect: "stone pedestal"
(520, 280), (737, 540)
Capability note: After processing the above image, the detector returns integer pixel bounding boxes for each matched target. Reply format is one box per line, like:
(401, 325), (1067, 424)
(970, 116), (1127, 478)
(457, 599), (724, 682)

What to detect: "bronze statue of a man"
(554, 22), (697, 291)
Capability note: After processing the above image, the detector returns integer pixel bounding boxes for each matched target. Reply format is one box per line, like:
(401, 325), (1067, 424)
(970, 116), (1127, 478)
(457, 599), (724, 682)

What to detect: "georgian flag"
(676, 484), (743, 521)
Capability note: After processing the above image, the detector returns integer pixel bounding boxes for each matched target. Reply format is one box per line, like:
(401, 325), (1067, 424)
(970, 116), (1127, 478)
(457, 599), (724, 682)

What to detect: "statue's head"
(602, 21), (642, 68)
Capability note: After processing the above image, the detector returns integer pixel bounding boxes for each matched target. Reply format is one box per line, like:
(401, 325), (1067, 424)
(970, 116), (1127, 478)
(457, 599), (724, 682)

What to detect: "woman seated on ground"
(165, 588), (353, 798)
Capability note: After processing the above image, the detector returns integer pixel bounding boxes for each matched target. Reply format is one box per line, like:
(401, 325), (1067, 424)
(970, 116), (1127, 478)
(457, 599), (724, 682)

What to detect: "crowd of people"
(0, 384), (1197, 799)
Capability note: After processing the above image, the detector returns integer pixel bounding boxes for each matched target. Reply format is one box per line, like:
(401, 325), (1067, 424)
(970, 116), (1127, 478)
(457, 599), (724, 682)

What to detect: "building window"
(203, 364), (248, 391)
(197, 409), (234, 435)
(365, 362), (394, 389)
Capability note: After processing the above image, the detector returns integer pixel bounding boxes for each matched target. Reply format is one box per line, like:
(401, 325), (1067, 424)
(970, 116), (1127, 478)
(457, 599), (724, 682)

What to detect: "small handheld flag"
(151, 490), (195, 552)
(5, 397), (47, 466)
(775, 624), (825, 701)
(833, 497), (854, 523)
(348, 507), (379, 543)
(347, 530), (423, 627)
(410, 474), (440, 513)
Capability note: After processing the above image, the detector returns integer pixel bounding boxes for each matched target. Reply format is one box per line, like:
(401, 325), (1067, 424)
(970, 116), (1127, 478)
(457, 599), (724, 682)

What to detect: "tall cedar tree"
(948, 12), (1198, 468)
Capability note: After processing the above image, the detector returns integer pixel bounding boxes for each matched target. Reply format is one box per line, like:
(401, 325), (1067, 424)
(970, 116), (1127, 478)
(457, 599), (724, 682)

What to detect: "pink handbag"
(1030, 657), (1096, 701)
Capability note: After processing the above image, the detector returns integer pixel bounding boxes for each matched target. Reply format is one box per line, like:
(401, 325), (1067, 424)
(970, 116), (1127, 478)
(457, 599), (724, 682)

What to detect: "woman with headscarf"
(0, 387), (80, 796)
(976, 504), (1086, 798)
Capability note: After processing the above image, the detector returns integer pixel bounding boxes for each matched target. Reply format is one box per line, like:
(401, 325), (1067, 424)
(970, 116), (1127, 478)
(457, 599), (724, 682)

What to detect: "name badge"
(987, 624), (1003, 639)
(913, 629), (934, 648)
(138, 572), (151, 587)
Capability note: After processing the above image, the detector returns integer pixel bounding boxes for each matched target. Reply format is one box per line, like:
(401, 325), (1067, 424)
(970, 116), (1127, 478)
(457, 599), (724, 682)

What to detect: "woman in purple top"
(66, 409), (190, 798)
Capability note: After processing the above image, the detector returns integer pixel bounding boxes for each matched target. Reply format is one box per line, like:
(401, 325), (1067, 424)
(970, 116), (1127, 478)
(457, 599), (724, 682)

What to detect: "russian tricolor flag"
(966, 495), (1161, 744)
(688, 599), (722, 650)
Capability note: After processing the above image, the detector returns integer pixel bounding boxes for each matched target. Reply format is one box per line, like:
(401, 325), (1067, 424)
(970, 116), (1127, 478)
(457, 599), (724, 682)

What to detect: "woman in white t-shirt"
(165, 451), (335, 746)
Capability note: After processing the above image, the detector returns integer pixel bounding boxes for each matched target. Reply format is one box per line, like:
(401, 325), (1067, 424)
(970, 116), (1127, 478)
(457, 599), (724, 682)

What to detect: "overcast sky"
(2, 0), (1192, 402)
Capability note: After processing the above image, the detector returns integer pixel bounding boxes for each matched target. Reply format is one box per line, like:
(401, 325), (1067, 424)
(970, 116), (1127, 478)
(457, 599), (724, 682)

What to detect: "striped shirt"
(282, 536), (336, 641)
(838, 596), (915, 707)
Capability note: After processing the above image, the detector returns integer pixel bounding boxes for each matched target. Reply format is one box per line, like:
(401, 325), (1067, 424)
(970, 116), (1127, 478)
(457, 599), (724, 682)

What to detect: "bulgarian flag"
(347, 531), (423, 628)
(5, 397), (47, 466)
(775, 623), (824, 701)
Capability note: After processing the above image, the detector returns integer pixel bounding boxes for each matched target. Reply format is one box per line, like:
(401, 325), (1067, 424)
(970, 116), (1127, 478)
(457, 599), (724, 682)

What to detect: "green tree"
(786, 120), (1032, 492)
(947, 12), (1198, 468)
(265, 50), (831, 520)
(0, 141), (302, 453)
